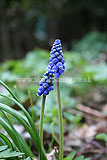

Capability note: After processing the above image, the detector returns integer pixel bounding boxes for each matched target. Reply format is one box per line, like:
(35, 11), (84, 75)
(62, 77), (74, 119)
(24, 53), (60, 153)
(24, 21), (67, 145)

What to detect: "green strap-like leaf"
(0, 80), (47, 160)
(0, 145), (8, 152)
(0, 150), (24, 158)
(0, 133), (13, 149)
(0, 95), (47, 160)
(0, 80), (20, 103)
(0, 117), (34, 158)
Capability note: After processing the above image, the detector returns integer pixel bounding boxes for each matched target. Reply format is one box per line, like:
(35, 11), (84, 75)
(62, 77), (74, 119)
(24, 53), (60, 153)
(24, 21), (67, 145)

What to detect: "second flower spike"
(48, 39), (65, 79)
(37, 71), (54, 96)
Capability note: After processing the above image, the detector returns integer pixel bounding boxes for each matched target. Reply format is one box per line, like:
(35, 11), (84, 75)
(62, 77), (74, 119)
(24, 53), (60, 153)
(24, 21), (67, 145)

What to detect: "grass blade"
(0, 133), (13, 149)
(0, 80), (20, 103)
(0, 81), (47, 160)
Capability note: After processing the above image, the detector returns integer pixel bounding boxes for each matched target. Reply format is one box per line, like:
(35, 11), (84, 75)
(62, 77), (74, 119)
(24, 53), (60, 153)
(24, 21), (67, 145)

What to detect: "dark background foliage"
(0, 0), (107, 61)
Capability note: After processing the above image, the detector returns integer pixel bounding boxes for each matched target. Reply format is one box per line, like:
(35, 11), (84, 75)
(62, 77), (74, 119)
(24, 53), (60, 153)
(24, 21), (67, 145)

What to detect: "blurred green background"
(0, 0), (107, 131)
(0, 1), (107, 159)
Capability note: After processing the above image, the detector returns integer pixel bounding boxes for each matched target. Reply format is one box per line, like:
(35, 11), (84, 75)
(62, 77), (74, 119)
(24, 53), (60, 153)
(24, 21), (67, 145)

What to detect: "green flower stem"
(56, 79), (63, 160)
(39, 95), (46, 146)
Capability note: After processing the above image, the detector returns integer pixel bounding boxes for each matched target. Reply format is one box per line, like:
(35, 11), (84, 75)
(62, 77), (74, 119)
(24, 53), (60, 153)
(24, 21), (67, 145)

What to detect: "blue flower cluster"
(48, 39), (65, 79)
(37, 39), (65, 96)
(37, 71), (54, 96)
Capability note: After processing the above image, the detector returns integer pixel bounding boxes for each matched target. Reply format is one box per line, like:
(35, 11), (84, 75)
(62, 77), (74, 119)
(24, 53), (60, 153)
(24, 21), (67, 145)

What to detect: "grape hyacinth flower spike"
(48, 39), (65, 160)
(37, 70), (54, 96)
(37, 70), (54, 153)
(48, 39), (65, 79)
